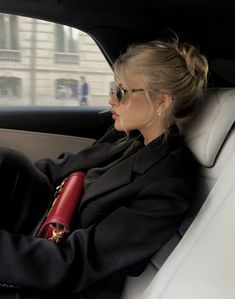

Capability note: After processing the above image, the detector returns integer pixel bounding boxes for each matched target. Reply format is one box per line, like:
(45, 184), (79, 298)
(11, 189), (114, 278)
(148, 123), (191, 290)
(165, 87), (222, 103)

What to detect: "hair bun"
(177, 43), (208, 82)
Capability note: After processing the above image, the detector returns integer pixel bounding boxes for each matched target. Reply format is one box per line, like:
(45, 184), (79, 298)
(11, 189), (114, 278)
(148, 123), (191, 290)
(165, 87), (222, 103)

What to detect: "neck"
(141, 124), (166, 145)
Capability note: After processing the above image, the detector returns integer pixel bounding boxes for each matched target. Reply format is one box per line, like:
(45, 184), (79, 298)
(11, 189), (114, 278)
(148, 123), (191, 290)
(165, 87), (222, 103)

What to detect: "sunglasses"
(109, 85), (146, 102)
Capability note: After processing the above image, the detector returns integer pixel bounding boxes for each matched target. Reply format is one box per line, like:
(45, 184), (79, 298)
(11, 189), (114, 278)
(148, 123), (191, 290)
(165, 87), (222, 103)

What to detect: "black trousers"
(0, 148), (53, 236)
(0, 149), (121, 299)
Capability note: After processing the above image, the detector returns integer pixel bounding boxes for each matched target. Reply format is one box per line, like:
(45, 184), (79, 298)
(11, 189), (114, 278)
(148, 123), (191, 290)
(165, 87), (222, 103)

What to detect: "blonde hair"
(114, 38), (208, 130)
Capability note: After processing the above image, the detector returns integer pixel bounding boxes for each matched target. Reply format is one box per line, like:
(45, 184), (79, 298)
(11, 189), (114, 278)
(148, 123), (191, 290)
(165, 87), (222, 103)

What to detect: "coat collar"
(80, 126), (182, 208)
(133, 128), (182, 174)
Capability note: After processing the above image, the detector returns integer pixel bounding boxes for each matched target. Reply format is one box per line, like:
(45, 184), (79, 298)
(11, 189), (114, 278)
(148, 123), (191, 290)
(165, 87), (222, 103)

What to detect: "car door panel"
(0, 107), (112, 160)
(0, 107), (111, 138)
(0, 128), (95, 161)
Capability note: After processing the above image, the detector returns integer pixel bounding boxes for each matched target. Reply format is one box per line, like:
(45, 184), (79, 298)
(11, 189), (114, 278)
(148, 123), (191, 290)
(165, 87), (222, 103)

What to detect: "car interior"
(122, 88), (235, 299)
(0, 0), (234, 298)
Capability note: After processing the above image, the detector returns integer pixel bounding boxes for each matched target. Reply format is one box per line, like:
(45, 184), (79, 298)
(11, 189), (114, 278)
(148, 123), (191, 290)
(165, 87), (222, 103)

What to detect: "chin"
(113, 120), (127, 131)
(114, 123), (124, 131)
(114, 122), (134, 134)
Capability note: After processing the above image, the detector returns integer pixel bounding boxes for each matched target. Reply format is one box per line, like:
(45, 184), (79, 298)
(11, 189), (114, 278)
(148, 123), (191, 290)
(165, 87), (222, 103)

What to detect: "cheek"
(117, 101), (153, 130)
(132, 105), (150, 121)
(130, 100), (153, 122)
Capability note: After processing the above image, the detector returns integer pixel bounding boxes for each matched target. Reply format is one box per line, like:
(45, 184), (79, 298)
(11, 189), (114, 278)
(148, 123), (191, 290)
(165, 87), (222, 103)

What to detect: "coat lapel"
(133, 138), (172, 174)
(133, 125), (182, 174)
(80, 154), (136, 205)
(80, 130), (182, 208)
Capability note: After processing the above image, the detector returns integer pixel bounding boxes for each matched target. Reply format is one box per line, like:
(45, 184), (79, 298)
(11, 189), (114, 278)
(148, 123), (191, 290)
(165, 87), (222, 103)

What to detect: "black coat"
(0, 127), (196, 299)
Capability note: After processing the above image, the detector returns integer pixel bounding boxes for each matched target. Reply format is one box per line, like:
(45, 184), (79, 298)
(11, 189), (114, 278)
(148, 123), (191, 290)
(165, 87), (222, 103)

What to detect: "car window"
(0, 13), (114, 107)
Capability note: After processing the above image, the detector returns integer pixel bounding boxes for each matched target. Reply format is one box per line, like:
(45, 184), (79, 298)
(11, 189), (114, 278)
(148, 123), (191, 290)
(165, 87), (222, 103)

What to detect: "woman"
(0, 39), (208, 299)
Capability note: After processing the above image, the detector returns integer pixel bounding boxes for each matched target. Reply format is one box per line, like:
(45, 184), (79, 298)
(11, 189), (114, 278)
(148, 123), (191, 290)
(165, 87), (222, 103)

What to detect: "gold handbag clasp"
(48, 228), (65, 244)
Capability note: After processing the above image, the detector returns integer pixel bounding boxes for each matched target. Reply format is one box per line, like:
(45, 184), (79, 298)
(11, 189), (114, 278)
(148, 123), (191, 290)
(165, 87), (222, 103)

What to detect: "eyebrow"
(118, 83), (129, 90)
(118, 81), (143, 91)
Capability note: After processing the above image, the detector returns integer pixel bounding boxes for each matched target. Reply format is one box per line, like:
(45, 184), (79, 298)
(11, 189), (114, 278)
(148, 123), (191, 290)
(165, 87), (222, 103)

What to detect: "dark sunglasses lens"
(109, 86), (123, 101)
(116, 87), (123, 101)
(109, 88), (114, 97)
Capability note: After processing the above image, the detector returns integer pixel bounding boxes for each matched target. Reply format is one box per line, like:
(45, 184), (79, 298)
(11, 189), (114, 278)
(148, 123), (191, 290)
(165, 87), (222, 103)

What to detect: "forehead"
(115, 68), (144, 88)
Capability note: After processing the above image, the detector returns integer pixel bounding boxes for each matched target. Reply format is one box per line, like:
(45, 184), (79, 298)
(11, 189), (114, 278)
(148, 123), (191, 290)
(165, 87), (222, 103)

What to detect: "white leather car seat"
(121, 88), (235, 299)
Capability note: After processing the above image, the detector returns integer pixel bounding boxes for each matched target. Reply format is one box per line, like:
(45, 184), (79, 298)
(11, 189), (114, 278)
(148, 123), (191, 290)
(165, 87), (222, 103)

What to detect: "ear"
(155, 92), (173, 112)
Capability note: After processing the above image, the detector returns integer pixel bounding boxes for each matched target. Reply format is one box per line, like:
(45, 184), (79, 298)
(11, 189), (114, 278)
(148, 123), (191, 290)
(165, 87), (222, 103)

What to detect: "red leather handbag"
(36, 171), (85, 244)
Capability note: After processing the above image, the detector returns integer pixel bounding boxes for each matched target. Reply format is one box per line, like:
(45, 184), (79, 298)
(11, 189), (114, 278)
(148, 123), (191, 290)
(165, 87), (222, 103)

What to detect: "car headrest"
(184, 88), (235, 167)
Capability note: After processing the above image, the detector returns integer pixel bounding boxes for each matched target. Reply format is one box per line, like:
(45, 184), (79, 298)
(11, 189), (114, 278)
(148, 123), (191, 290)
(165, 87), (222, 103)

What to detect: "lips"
(111, 110), (120, 118)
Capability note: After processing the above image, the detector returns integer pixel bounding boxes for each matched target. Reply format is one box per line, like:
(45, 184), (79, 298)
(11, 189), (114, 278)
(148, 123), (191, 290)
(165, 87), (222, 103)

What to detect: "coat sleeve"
(34, 152), (75, 185)
(33, 127), (120, 185)
(0, 177), (192, 294)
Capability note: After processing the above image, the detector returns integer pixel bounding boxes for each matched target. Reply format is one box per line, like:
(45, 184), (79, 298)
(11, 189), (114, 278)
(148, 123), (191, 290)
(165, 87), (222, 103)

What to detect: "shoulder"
(144, 136), (196, 183)
(159, 126), (197, 177)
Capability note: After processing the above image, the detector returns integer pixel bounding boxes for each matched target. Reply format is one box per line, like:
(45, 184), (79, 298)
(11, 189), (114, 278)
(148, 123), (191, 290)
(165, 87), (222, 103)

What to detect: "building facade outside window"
(55, 24), (79, 53)
(0, 77), (21, 98)
(55, 79), (78, 100)
(0, 14), (18, 50)
(0, 14), (113, 107)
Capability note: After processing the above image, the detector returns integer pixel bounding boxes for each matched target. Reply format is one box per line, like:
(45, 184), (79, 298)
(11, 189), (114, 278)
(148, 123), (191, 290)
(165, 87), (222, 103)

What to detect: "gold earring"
(157, 108), (162, 117)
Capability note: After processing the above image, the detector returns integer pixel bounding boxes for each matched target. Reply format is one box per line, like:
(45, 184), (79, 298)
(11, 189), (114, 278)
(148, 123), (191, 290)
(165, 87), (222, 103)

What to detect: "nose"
(109, 94), (118, 106)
